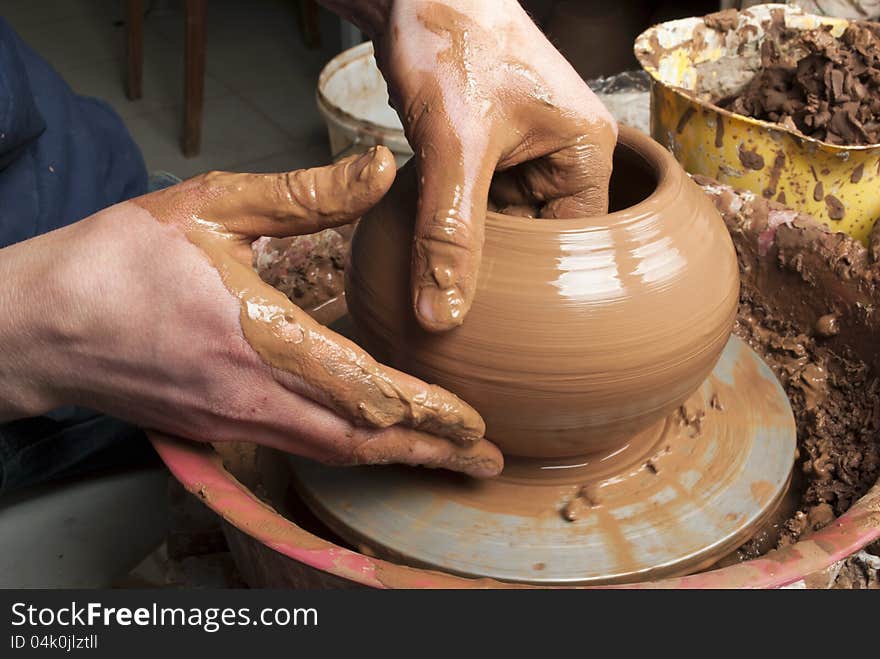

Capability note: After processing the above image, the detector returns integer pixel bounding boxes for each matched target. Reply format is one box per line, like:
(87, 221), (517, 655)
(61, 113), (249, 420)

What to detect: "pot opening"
(607, 138), (659, 212)
(488, 135), (660, 220)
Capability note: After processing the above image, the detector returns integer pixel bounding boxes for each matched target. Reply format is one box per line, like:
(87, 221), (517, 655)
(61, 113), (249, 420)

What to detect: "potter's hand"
(0, 147), (502, 478)
(320, 0), (618, 331)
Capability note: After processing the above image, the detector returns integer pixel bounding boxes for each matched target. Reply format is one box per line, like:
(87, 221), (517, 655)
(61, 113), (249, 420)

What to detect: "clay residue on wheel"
(696, 175), (880, 552)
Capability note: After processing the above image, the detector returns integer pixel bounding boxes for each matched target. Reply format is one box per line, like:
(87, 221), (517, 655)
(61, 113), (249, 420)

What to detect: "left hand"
(0, 147), (502, 478)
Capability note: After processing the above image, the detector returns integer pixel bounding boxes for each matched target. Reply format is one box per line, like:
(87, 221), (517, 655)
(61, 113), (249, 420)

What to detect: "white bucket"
(316, 42), (413, 166)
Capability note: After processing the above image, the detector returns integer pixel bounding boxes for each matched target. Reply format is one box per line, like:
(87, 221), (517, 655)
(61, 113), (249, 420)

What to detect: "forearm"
(316, 0), (522, 39)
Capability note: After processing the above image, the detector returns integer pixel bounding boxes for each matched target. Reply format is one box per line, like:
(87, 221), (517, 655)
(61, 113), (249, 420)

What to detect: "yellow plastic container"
(635, 3), (879, 244)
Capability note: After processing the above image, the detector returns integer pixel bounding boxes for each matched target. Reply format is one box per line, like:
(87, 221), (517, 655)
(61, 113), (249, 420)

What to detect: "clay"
(815, 313), (840, 338)
(704, 8), (739, 34)
(738, 145), (765, 170)
(561, 484), (600, 522)
(830, 551), (880, 589)
(132, 148), (498, 472)
(762, 152), (785, 200)
(196, 162), (880, 586)
(825, 194), (845, 220)
(717, 20), (880, 146)
(851, 163), (865, 184)
(252, 227), (351, 312)
(695, 176), (880, 373)
(696, 176), (880, 550)
(347, 126), (739, 459)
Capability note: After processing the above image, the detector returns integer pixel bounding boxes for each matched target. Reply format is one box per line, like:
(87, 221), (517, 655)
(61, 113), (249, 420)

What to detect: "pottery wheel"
(290, 335), (796, 585)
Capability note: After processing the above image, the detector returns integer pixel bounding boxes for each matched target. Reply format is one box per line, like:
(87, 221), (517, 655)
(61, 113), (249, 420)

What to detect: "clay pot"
(346, 126), (740, 459)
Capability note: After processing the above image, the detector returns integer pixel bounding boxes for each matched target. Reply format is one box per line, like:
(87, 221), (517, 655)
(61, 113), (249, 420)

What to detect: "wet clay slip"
(346, 126), (740, 459)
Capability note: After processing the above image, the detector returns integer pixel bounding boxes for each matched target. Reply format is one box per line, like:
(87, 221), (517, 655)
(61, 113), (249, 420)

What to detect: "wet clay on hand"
(132, 147), (500, 475)
(373, 0), (618, 331)
(347, 127), (740, 459)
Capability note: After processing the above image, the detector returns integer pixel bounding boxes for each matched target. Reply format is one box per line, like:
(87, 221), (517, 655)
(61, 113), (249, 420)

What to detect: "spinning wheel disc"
(291, 336), (796, 585)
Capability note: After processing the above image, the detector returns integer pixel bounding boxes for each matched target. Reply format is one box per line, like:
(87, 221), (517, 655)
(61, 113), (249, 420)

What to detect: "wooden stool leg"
(183, 0), (207, 158)
(125, 0), (144, 100)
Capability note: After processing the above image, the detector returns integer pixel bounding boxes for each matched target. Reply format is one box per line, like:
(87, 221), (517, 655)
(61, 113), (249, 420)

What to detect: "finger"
(265, 295), (488, 444)
(348, 425), (504, 478)
(489, 168), (536, 207)
(539, 116), (617, 218)
(217, 373), (502, 478)
(539, 136), (614, 219)
(208, 244), (487, 443)
(493, 133), (616, 220)
(201, 146), (397, 238)
(488, 168), (541, 218)
(411, 128), (495, 333)
(490, 108), (617, 219)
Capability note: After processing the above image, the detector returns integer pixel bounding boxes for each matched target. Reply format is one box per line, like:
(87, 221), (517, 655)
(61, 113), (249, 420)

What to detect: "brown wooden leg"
(183, 0), (207, 158)
(125, 0), (144, 100)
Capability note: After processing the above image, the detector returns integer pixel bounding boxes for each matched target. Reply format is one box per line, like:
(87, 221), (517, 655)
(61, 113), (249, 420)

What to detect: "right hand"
(372, 0), (618, 331)
(1, 147), (502, 478)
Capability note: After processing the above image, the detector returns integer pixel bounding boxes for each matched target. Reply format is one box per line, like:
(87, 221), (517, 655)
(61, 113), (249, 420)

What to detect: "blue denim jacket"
(0, 17), (147, 247)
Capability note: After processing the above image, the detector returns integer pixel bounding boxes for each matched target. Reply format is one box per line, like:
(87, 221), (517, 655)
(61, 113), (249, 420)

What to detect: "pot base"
(290, 335), (796, 585)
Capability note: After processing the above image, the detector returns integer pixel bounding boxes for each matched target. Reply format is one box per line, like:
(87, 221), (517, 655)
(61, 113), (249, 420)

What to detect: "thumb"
(201, 146), (397, 238)
(411, 136), (494, 333)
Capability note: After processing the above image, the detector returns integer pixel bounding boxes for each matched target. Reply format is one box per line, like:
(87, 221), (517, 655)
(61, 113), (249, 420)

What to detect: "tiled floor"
(2, 0), (346, 178)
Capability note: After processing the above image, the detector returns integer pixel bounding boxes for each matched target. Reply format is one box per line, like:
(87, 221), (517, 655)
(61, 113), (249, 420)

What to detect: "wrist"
(0, 235), (70, 420)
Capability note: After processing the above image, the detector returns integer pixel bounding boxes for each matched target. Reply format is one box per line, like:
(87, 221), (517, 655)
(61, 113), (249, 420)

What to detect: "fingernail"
(415, 285), (465, 331)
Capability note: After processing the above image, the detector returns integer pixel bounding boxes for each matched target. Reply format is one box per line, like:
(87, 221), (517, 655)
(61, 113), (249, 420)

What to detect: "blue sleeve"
(0, 17), (148, 248)
(0, 19), (152, 494)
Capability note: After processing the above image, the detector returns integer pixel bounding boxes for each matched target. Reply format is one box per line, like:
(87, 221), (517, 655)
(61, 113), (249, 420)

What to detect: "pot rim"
(485, 125), (681, 233)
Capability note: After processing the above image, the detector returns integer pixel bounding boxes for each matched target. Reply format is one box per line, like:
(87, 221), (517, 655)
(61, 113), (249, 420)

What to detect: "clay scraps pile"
(717, 22), (880, 145)
(696, 176), (880, 550)
(252, 226), (351, 311)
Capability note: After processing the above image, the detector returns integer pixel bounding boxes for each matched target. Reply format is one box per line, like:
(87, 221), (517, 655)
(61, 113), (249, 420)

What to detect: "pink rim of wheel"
(151, 434), (880, 589)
